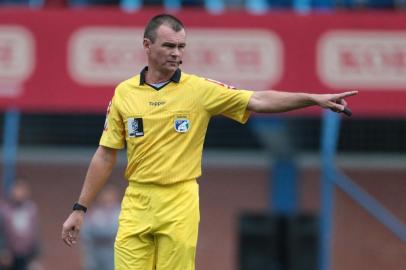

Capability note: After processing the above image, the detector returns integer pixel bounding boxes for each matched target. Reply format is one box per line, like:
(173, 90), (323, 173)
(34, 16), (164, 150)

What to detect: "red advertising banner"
(0, 9), (405, 116)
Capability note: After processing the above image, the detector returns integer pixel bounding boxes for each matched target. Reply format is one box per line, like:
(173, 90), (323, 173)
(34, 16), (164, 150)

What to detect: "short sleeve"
(99, 94), (125, 149)
(201, 78), (253, 124)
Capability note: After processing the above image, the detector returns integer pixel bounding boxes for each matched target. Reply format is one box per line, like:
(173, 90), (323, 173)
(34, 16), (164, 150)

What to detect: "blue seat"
(0, 0), (44, 7)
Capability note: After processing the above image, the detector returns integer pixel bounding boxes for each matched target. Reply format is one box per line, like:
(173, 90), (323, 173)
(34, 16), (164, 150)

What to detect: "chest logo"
(149, 101), (166, 107)
(128, 118), (144, 137)
(174, 118), (190, 133)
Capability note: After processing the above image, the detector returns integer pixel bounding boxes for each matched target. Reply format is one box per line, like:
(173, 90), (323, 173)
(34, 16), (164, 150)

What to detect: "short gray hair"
(144, 14), (184, 43)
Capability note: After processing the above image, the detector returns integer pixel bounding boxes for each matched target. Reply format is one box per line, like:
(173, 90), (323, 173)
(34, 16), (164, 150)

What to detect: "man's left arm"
(247, 90), (358, 113)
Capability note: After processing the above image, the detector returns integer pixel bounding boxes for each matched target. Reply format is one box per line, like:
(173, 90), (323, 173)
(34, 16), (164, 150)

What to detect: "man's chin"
(165, 64), (178, 71)
(157, 64), (178, 74)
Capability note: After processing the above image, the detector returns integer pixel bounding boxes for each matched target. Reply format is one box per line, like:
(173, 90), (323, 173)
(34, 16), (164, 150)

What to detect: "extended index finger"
(338, 90), (358, 98)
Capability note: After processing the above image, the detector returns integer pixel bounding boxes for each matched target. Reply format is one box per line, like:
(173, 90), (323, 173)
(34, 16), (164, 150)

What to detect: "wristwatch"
(72, 202), (87, 213)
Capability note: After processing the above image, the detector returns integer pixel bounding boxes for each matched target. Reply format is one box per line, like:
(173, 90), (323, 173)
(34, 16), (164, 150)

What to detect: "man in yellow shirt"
(62, 14), (357, 270)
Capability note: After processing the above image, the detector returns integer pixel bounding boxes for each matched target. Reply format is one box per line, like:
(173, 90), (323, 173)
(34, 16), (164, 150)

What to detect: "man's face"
(144, 24), (186, 74)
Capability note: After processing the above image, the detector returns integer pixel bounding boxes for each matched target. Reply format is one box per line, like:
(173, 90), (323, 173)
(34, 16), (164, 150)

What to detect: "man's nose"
(171, 47), (180, 57)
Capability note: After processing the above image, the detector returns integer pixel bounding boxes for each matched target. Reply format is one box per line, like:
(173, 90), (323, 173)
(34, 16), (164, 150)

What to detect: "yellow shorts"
(115, 180), (200, 270)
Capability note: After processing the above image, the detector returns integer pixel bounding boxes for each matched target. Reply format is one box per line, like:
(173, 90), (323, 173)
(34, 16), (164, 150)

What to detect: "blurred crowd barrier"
(0, 9), (405, 152)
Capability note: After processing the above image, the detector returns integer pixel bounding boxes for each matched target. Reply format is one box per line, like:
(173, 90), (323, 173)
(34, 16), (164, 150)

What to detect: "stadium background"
(1, 1), (406, 270)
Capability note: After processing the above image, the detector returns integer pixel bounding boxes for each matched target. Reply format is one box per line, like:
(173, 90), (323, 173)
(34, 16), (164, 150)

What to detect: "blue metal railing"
(320, 110), (406, 270)
(2, 109), (20, 198)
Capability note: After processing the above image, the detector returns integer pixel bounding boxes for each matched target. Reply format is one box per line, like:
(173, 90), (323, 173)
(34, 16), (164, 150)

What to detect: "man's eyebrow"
(162, 42), (186, 46)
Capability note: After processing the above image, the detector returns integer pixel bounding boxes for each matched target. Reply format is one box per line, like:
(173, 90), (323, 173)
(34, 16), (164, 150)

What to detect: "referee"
(61, 14), (357, 270)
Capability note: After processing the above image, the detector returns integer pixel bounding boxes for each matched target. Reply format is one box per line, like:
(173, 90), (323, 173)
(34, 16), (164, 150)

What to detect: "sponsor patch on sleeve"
(103, 100), (112, 131)
(204, 78), (236, 89)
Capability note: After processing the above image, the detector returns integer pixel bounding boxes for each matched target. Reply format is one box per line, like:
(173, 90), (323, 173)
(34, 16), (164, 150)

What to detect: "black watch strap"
(72, 202), (87, 213)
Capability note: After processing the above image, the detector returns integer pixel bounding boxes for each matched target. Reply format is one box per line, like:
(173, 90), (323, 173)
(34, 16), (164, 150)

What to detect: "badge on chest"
(128, 118), (144, 137)
(174, 116), (190, 133)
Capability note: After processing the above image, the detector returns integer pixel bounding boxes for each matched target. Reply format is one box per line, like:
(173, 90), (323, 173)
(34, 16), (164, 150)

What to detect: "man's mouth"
(167, 60), (179, 65)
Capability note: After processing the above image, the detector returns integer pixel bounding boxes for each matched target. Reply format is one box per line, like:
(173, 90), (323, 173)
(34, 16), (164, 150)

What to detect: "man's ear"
(143, 38), (151, 52)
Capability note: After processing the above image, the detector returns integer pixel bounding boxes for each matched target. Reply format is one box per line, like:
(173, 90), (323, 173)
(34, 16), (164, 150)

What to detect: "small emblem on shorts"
(128, 118), (144, 137)
(174, 118), (190, 133)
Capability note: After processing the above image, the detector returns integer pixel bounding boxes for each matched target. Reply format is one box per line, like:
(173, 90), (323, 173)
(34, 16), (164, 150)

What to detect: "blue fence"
(319, 110), (406, 270)
(1, 109), (20, 198)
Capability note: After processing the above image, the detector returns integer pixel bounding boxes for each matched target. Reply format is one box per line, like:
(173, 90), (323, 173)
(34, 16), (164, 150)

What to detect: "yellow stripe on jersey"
(100, 71), (253, 185)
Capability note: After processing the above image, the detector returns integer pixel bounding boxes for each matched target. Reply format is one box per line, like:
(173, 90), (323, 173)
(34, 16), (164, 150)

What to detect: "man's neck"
(145, 67), (174, 84)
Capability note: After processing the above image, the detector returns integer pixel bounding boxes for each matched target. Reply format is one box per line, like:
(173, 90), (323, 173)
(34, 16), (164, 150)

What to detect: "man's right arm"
(61, 145), (117, 246)
(247, 90), (358, 113)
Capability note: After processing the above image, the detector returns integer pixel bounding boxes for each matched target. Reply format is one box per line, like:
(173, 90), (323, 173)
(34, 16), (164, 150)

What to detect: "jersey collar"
(139, 66), (181, 86)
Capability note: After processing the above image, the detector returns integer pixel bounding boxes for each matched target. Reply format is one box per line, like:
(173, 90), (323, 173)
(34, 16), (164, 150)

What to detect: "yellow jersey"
(100, 67), (253, 185)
